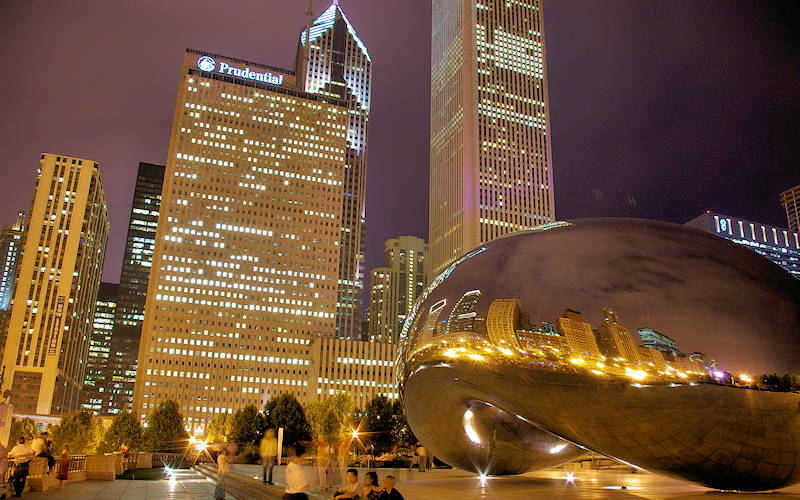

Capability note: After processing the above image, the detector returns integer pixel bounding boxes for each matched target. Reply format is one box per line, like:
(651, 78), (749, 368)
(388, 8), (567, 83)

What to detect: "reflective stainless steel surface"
(398, 218), (800, 491)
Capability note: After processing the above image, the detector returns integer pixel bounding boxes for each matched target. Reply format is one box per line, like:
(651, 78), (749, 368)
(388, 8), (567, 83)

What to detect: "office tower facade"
(367, 236), (429, 343)
(132, 49), (349, 432)
(311, 337), (397, 408)
(781, 185), (800, 233)
(429, 0), (555, 276)
(637, 327), (679, 355)
(1, 154), (109, 415)
(110, 162), (165, 415)
(0, 211), (25, 311)
(486, 298), (523, 348)
(556, 310), (601, 359)
(686, 211), (800, 279)
(81, 282), (118, 414)
(593, 307), (640, 363)
(299, 2), (372, 339)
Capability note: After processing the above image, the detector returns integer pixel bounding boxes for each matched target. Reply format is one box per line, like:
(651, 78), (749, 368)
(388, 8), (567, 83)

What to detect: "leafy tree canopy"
(229, 404), (265, 446)
(99, 411), (143, 453)
(364, 395), (394, 453)
(8, 417), (38, 447)
(264, 393), (311, 448)
(205, 413), (233, 443)
(391, 400), (417, 449)
(50, 409), (104, 455)
(306, 392), (355, 446)
(143, 399), (189, 451)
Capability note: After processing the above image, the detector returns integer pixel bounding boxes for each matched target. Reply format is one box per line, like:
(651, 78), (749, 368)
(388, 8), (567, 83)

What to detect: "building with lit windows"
(686, 211), (800, 279)
(486, 298), (523, 349)
(593, 308), (640, 363)
(637, 327), (679, 355)
(1, 153), (109, 415)
(132, 48), (350, 432)
(105, 162), (165, 415)
(781, 185), (800, 233)
(0, 211), (25, 311)
(555, 310), (601, 360)
(311, 337), (397, 408)
(81, 282), (118, 414)
(367, 236), (429, 343)
(298, 2), (372, 339)
(429, 0), (555, 276)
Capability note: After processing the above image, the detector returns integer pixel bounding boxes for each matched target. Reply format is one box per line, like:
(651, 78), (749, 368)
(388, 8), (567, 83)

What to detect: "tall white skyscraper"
(430, 0), (555, 276)
(298, 2), (371, 339)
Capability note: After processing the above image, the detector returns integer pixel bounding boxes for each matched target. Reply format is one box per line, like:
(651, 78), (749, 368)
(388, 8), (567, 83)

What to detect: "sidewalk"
(14, 468), (234, 499)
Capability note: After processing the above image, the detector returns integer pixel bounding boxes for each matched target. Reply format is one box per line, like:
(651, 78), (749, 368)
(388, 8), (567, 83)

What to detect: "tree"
(264, 394), (311, 449)
(205, 413), (233, 443)
(50, 410), (104, 455)
(364, 395), (394, 454)
(8, 417), (38, 446)
(391, 400), (417, 449)
(306, 392), (355, 446)
(143, 399), (189, 451)
(229, 404), (266, 446)
(99, 411), (143, 453)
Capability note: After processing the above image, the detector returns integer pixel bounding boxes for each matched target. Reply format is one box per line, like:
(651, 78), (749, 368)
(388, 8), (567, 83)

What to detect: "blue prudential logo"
(197, 56), (216, 72)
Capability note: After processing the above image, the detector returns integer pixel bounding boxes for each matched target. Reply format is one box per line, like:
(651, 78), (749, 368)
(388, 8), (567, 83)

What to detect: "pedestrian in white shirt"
(284, 444), (310, 500)
(8, 437), (34, 497)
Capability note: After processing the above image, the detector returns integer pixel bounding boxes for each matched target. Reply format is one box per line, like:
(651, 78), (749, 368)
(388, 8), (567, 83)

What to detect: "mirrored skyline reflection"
(398, 218), (800, 380)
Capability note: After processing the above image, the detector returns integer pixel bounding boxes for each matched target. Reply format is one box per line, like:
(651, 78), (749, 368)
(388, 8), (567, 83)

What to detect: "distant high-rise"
(429, 0), (555, 276)
(0, 211), (25, 311)
(132, 49), (349, 432)
(1, 154), (109, 415)
(486, 298), (524, 349)
(299, 2), (372, 339)
(593, 308), (640, 363)
(637, 327), (679, 355)
(367, 236), (429, 343)
(780, 185), (800, 233)
(81, 282), (118, 414)
(686, 211), (800, 279)
(556, 310), (601, 360)
(110, 162), (164, 415)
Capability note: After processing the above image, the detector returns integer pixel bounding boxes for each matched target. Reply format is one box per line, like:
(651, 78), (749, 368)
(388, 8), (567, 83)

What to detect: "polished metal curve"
(398, 218), (800, 491)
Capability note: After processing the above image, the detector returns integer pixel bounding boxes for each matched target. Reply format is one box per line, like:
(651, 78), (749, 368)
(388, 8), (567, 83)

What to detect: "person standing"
(8, 437), (34, 497)
(285, 445), (310, 500)
(55, 445), (70, 489)
(259, 429), (278, 485)
(215, 448), (230, 500)
(415, 443), (428, 472)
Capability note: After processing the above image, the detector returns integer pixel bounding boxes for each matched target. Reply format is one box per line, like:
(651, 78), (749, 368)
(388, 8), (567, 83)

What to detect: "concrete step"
(195, 463), (287, 500)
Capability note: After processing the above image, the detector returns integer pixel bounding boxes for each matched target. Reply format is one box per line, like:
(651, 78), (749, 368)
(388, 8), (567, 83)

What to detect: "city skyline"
(1, 1), (797, 289)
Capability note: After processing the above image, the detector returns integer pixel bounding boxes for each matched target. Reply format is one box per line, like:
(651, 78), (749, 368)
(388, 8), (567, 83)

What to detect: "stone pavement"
(15, 468), (234, 500)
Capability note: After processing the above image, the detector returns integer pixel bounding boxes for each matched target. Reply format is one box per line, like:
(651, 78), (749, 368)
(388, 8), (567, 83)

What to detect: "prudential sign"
(196, 56), (284, 86)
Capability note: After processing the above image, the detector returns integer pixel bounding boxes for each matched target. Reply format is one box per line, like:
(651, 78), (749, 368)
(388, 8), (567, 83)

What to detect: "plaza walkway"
(15, 468), (234, 500)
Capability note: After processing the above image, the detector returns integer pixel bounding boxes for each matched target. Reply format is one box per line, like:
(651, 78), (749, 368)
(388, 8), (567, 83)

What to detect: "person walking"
(284, 445), (310, 500)
(8, 437), (34, 497)
(415, 443), (428, 472)
(259, 429), (278, 485)
(55, 445), (70, 489)
(214, 448), (230, 500)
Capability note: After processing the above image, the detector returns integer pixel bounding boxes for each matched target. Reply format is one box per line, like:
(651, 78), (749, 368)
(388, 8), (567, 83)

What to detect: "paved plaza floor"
(12, 465), (800, 499)
(16, 468), (233, 500)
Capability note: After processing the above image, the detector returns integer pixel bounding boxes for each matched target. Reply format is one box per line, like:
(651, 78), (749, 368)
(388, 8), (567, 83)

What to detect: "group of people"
(0, 432), (70, 498)
(214, 433), (405, 500)
(331, 469), (404, 500)
(409, 443), (432, 472)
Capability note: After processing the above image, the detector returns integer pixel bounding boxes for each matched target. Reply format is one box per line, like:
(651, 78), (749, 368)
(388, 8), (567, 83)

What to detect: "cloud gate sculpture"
(397, 219), (800, 491)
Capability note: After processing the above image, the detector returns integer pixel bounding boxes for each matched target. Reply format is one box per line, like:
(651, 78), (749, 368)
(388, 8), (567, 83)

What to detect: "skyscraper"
(781, 185), (800, 233)
(593, 307), (640, 363)
(110, 162), (164, 414)
(429, 0), (555, 276)
(81, 282), (118, 414)
(367, 236), (429, 343)
(298, 2), (372, 339)
(556, 310), (601, 360)
(0, 211), (25, 311)
(132, 49), (349, 431)
(1, 154), (109, 415)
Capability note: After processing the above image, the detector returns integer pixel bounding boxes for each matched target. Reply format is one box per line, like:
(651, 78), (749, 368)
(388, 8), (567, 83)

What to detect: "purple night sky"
(0, 1), (798, 290)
